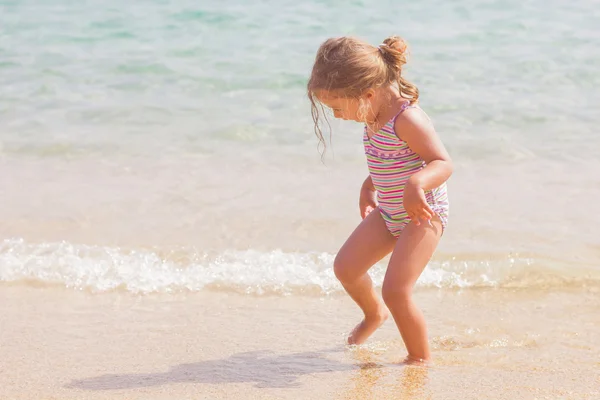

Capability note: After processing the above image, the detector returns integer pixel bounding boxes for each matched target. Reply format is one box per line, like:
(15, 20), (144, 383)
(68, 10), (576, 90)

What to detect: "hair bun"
(379, 36), (408, 70)
(380, 36), (407, 55)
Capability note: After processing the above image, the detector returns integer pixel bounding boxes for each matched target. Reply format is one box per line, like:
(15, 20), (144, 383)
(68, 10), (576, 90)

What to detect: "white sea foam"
(1, 238), (596, 295)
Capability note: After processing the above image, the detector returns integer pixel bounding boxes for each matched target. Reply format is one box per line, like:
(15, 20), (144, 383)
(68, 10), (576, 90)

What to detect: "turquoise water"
(1, 0), (599, 293)
(1, 0), (598, 158)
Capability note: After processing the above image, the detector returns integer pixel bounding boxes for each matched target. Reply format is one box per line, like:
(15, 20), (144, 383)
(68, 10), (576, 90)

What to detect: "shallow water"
(1, 1), (599, 287)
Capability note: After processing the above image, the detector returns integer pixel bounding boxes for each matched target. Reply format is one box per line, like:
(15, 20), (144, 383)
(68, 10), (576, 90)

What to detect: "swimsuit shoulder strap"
(390, 101), (417, 124)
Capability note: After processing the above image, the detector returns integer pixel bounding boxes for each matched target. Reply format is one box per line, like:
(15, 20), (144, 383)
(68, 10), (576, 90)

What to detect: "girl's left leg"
(381, 217), (443, 362)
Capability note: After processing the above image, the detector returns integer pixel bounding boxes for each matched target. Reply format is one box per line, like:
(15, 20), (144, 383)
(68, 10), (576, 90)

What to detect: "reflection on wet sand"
(340, 348), (431, 400)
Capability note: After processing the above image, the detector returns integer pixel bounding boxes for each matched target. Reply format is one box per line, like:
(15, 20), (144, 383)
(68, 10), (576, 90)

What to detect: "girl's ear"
(364, 88), (376, 100)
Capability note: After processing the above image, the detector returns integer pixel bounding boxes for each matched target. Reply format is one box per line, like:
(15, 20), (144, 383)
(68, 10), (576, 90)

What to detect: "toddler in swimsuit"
(308, 35), (452, 364)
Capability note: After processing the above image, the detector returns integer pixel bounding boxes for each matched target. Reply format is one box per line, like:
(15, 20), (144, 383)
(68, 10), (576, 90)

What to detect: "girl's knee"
(381, 283), (412, 308)
(333, 254), (358, 284)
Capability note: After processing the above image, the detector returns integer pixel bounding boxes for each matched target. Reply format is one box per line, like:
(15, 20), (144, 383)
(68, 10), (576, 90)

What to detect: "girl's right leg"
(334, 208), (397, 344)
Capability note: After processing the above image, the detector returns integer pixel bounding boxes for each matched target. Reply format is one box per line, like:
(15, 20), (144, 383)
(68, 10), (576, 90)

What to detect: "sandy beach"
(1, 286), (598, 399)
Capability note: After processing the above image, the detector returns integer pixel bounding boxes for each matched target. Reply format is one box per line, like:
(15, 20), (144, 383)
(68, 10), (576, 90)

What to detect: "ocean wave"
(0, 238), (597, 295)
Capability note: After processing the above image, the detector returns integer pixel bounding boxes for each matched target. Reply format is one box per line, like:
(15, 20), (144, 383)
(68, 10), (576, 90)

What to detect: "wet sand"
(1, 286), (598, 400)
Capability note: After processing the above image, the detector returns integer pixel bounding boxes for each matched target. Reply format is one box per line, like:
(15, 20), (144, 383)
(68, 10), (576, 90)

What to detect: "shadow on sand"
(66, 348), (380, 390)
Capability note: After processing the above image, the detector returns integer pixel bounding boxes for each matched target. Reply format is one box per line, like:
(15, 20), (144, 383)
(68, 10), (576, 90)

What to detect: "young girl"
(307, 36), (452, 364)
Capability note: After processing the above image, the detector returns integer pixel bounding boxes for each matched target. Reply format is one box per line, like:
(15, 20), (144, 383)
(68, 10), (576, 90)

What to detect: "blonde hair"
(307, 35), (419, 155)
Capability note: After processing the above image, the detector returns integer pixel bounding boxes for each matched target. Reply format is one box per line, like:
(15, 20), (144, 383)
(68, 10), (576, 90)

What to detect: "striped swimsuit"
(363, 103), (449, 237)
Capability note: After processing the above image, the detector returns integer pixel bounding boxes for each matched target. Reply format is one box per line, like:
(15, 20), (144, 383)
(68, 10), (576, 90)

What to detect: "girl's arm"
(394, 109), (453, 190)
(359, 175), (377, 219)
(361, 175), (375, 191)
(394, 109), (453, 224)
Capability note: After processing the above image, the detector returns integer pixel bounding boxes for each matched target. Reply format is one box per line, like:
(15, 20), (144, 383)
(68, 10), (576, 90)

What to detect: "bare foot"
(347, 308), (389, 345)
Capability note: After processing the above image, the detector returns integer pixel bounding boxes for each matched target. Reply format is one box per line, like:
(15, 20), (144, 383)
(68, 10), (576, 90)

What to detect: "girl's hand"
(359, 184), (377, 219)
(403, 181), (434, 226)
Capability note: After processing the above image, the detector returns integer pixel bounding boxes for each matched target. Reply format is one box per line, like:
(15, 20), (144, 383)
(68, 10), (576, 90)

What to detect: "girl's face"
(317, 91), (375, 123)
